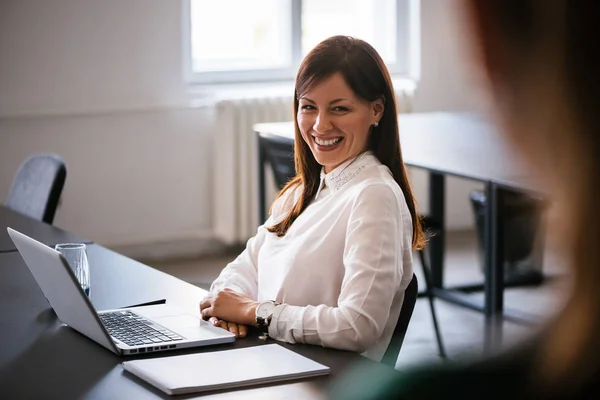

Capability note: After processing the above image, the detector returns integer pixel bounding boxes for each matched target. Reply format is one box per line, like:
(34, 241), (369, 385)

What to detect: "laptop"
(7, 228), (235, 356)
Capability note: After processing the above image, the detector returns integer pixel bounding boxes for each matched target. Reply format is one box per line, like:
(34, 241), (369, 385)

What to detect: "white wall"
(0, 0), (187, 116)
(0, 0), (487, 259)
(0, 0), (217, 258)
(0, 108), (215, 254)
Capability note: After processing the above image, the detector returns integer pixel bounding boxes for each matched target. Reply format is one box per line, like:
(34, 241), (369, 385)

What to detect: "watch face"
(256, 301), (276, 317)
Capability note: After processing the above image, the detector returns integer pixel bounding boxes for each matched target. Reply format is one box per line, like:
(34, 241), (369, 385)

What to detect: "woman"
(330, 0), (600, 398)
(199, 35), (425, 361)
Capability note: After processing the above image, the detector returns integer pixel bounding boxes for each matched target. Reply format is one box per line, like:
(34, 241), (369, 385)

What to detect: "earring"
(373, 121), (379, 128)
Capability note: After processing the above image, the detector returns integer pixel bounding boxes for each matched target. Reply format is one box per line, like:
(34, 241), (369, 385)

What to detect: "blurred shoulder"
(329, 341), (540, 400)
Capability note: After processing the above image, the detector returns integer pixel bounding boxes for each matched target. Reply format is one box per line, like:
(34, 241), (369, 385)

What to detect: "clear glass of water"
(55, 243), (90, 297)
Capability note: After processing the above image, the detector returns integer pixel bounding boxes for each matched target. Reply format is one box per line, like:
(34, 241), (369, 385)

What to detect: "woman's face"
(297, 72), (383, 173)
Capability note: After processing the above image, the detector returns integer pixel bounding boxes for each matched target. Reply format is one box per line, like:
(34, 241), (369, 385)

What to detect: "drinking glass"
(55, 243), (90, 297)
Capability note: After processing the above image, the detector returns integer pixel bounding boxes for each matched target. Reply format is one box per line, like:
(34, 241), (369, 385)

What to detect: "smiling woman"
(297, 73), (384, 173)
(200, 36), (424, 362)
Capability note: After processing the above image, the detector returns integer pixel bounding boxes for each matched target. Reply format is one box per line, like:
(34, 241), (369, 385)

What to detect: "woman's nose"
(313, 113), (333, 134)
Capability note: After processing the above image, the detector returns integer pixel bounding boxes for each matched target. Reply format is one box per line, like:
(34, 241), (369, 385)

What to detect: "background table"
(0, 205), (92, 253)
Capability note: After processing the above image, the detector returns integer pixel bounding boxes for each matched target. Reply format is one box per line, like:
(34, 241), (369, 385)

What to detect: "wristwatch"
(255, 300), (279, 332)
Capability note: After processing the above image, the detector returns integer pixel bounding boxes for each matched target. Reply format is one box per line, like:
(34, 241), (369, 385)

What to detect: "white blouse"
(210, 151), (414, 361)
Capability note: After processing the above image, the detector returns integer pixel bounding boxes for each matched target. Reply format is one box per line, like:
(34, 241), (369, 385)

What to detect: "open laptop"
(7, 228), (235, 356)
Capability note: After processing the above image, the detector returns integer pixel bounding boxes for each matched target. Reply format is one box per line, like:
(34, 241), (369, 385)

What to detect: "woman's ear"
(372, 97), (385, 121)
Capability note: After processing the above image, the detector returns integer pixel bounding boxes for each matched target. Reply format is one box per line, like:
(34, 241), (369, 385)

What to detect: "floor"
(143, 230), (570, 371)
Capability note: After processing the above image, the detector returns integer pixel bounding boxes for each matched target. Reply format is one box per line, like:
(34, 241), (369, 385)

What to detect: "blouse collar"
(315, 151), (377, 200)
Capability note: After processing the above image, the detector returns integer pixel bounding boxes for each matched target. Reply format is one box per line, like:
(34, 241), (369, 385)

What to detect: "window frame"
(183, 0), (419, 85)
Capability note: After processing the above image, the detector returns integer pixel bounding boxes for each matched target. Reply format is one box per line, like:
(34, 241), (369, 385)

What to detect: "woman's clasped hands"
(199, 288), (260, 338)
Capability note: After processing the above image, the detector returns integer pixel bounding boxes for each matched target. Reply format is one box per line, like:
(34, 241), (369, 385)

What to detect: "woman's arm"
(268, 183), (406, 352)
(209, 230), (264, 300)
(209, 185), (299, 300)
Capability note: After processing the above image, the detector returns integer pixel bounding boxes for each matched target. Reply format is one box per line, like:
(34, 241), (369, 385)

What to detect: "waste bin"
(470, 189), (546, 283)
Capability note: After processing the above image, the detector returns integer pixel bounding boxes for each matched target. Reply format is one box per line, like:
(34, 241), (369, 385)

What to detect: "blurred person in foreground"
(330, 0), (600, 399)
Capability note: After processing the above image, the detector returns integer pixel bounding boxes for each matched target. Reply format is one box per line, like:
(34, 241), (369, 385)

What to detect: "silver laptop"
(7, 228), (235, 356)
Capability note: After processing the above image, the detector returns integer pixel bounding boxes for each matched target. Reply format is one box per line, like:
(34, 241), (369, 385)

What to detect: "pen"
(122, 299), (166, 309)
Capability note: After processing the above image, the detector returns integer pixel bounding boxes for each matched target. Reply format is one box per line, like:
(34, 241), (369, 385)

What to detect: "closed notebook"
(122, 344), (331, 395)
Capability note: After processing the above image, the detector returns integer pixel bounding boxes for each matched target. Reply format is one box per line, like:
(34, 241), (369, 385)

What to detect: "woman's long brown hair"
(267, 36), (425, 250)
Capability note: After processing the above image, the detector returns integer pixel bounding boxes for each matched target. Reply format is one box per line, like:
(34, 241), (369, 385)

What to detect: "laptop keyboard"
(99, 310), (184, 347)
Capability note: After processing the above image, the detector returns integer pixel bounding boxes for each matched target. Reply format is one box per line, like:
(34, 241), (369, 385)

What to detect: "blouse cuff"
(267, 304), (284, 337)
(267, 304), (307, 344)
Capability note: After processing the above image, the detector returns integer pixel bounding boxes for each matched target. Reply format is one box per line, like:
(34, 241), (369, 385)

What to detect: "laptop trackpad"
(154, 315), (204, 329)
(155, 315), (228, 339)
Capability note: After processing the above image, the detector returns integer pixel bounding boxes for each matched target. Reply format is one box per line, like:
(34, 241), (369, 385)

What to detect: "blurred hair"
(481, 0), (600, 395)
(266, 35), (425, 250)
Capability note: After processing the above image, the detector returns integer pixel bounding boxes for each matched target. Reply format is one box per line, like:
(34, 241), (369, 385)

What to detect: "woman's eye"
(332, 106), (349, 112)
(300, 105), (316, 111)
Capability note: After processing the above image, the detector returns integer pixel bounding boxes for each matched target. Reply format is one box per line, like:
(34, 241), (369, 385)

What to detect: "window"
(184, 0), (419, 84)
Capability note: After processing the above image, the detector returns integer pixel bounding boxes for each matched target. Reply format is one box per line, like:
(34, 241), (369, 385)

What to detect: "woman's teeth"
(314, 136), (342, 147)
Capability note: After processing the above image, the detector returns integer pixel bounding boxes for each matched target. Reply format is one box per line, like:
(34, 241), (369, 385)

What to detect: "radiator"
(213, 95), (294, 245)
(213, 84), (414, 245)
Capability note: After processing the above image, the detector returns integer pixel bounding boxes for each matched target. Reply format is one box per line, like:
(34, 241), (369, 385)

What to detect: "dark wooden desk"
(0, 244), (389, 399)
(0, 205), (92, 253)
(254, 112), (545, 351)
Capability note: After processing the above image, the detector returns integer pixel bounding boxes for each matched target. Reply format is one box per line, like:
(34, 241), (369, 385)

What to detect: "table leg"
(429, 172), (446, 288)
(484, 182), (505, 352)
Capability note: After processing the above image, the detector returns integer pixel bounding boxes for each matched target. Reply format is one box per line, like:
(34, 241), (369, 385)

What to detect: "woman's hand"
(207, 317), (248, 338)
(199, 288), (259, 326)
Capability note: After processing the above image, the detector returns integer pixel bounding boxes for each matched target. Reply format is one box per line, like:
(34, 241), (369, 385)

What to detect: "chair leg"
(418, 249), (448, 359)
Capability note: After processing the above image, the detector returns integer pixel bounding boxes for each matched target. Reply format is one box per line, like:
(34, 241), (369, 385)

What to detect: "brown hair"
(266, 35), (425, 250)
(469, 0), (600, 395)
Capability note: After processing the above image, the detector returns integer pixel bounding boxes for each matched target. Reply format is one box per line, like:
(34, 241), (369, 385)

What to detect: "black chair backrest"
(6, 154), (67, 224)
(259, 134), (295, 189)
(381, 273), (419, 367)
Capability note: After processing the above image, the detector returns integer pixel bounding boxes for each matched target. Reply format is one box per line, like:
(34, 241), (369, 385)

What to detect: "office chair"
(260, 133), (296, 188)
(5, 154), (67, 224)
(381, 273), (418, 367)
(258, 132), (447, 363)
(416, 225), (447, 359)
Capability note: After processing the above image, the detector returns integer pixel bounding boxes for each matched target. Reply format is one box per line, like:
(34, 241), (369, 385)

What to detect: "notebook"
(122, 344), (331, 395)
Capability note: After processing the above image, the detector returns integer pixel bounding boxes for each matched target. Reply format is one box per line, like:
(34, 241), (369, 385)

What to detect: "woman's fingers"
(227, 322), (239, 337)
(199, 297), (211, 310)
(210, 317), (229, 332)
(209, 318), (247, 338)
(238, 324), (248, 338)
(200, 306), (213, 320)
(199, 294), (214, 318)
